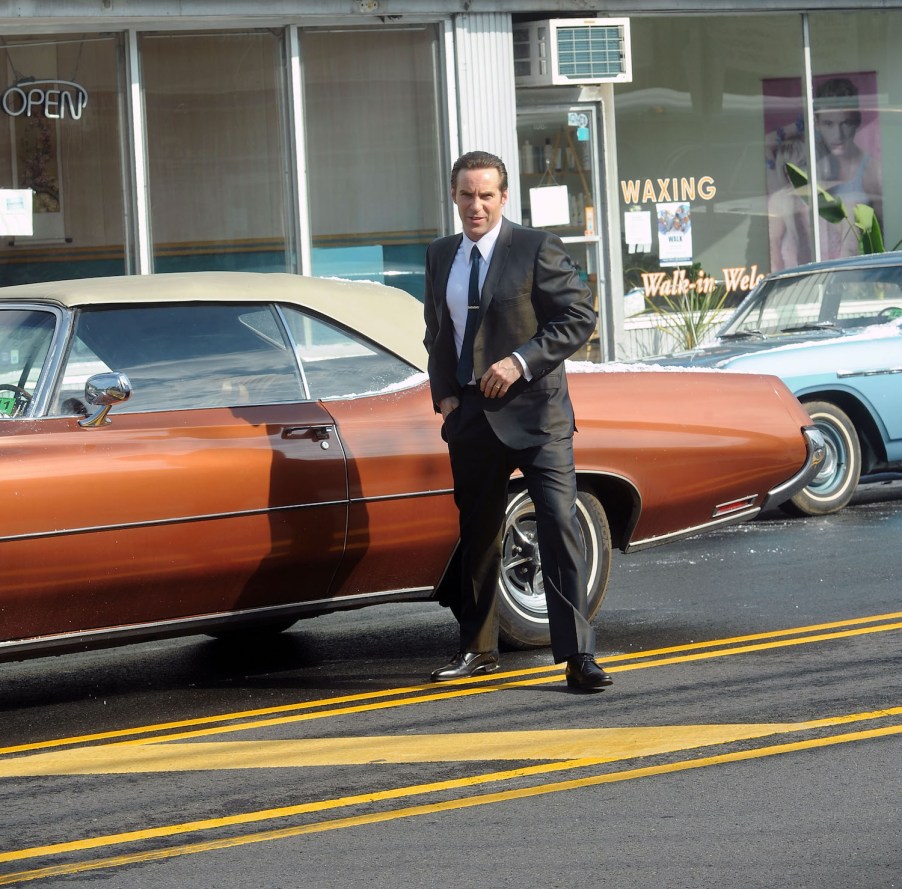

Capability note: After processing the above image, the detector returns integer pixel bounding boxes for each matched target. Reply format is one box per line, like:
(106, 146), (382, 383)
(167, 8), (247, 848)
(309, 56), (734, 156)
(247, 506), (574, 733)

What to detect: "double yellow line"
(0, 611), (898, 885)
(3, 610), (900, 756)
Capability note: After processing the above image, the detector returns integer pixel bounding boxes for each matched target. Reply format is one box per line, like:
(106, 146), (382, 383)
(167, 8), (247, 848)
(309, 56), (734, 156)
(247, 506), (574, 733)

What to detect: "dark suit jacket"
(423, 218), (596, 449)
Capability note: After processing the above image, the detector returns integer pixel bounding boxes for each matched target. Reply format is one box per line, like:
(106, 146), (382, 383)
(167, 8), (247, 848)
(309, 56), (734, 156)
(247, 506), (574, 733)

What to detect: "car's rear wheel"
(498, 487), (612, 649)
(782, 400), (861, 516)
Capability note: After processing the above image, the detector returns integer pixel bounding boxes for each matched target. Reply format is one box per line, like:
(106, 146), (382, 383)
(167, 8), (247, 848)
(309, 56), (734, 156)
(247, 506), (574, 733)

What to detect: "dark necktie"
(455, 245), (481, 386)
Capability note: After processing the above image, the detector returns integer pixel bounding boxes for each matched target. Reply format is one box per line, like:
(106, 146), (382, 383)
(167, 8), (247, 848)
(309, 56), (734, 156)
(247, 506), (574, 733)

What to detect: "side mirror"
(78, 372), (132, 428)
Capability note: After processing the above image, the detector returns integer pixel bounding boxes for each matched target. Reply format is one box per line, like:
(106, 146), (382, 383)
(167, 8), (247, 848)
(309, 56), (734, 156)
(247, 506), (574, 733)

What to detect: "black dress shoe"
(431, 651), (499, 682)
(565, 654), (613, 691)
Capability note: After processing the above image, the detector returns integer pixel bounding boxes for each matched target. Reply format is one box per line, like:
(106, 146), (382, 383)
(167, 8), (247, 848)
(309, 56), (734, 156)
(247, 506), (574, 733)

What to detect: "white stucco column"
(451, 12), (521, 223)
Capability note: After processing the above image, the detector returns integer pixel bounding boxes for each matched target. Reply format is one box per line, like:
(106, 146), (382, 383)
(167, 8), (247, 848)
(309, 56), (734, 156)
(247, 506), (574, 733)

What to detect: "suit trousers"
(443, 387), (596, 662)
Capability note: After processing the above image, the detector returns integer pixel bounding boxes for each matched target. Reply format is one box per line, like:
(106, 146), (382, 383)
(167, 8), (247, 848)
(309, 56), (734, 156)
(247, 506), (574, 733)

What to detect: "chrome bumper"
(759, 426), (828, 512)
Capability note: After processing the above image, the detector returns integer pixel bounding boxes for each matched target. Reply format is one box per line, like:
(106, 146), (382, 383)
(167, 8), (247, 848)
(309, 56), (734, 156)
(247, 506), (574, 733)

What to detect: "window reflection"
(301, 28), (443, 299)
(54, 304), (304, 414)
(0, 309), (56, 416)
(281, 305), (420, 399)
(0, 34), (127, 284)
(141, 31), (291, 274)
(615, 16), (807, 285)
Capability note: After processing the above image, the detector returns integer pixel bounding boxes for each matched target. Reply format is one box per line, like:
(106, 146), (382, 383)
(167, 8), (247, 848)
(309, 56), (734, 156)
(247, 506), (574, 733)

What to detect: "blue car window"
(723, 267), (902, 338)
(52, 303), (304, 415)
(279, 305), (420, 399)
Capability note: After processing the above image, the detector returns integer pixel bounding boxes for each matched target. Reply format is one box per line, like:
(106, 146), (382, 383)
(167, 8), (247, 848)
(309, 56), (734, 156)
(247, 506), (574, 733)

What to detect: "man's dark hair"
(814, 77), (862, 128)
(451, 150), (508, 192)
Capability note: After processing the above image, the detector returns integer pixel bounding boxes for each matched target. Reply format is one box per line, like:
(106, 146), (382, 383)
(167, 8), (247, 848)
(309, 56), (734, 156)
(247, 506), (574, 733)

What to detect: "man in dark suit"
(423, 150), (612, 692)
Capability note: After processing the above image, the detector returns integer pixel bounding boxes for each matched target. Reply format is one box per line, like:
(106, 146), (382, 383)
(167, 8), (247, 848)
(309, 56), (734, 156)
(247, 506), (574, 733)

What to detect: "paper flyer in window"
(0, 189), (33, 236)
(529, 184), (570, 227)
(624, 209), (651, 253)
(656, 201), (692, 267)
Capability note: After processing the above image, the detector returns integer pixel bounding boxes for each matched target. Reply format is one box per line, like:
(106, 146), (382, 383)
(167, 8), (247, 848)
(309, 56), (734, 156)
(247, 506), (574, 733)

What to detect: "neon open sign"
(1, 80), (88, 120)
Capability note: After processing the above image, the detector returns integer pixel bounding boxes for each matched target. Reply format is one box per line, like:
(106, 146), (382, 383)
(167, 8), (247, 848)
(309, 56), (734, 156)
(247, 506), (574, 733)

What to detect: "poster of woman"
(763, 71), (882, 271)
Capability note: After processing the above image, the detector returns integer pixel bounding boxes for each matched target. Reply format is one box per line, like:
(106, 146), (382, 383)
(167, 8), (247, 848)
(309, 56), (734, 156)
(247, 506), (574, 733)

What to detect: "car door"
(279, 305), (459, 601)
(832, 332), (902, 454)
(0, 301), (348, 646)
(732, 329), (902, 458)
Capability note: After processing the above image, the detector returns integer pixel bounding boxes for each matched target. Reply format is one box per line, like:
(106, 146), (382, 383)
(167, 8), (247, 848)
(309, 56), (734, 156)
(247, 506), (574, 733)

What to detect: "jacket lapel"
(479, 217), (513, 321)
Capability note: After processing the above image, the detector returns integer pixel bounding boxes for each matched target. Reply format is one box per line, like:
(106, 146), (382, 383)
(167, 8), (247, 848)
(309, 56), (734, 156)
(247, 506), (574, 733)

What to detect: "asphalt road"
(1, 483), (900, 888)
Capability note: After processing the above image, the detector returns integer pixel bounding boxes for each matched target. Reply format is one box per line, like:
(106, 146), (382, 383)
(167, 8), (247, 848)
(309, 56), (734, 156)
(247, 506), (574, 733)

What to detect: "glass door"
(517, 104), (605, 360)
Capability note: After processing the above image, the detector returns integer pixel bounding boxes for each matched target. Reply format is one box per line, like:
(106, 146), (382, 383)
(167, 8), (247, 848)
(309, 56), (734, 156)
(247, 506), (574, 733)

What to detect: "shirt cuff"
(511, 351), (532, 381)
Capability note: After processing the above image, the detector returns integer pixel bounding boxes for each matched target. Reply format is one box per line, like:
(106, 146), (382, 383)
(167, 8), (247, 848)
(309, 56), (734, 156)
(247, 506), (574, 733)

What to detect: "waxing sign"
(1, 79), (88, 120)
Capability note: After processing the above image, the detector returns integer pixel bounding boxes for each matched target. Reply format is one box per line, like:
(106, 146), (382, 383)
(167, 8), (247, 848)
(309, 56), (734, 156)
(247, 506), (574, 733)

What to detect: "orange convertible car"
(0, 272), (824, 660)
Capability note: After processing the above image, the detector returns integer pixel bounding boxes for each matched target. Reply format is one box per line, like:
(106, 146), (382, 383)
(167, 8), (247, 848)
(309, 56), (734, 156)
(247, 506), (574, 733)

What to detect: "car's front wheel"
(782, 400), (861, 516)
(497, 487), (612, 649)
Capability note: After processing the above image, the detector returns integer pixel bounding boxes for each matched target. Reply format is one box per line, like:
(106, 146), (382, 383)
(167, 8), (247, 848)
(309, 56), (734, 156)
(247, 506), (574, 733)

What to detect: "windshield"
(0, 309), (57, 418)
(720, 266), (902, 339)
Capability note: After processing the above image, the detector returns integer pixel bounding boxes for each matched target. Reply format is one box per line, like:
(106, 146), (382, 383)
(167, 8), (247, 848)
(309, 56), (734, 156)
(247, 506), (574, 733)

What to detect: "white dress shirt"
(446, 221), (530, 382)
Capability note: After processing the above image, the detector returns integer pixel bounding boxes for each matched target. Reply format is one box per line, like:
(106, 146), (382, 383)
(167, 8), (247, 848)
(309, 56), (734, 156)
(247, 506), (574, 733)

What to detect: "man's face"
(452, 167), (508, 241)
(816, 110), (859, 155)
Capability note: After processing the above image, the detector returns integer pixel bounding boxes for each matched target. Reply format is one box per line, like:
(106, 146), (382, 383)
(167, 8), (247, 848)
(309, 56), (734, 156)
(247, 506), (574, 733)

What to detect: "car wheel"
(782, 400), (861, 516)
(497, 487), (612, 649)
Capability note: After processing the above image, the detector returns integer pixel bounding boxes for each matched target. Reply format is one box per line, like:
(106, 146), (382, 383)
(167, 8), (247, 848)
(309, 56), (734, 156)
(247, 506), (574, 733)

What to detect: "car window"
(723, 266), (902, 338)
(51, 303), (304, 415)
(0, 308), (56, 418)
(280, 305), (420, 399)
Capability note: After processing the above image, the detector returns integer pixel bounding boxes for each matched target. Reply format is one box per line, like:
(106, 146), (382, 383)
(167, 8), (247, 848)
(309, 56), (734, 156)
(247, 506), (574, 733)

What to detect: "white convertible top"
(0, 271), (428, 371)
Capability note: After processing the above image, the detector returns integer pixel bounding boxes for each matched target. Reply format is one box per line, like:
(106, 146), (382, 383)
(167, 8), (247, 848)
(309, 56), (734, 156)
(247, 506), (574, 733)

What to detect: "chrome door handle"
(282, 425), (334, 446)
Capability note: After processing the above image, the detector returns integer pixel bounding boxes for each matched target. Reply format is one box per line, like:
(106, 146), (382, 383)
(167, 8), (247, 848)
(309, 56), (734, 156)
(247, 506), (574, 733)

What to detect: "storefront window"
(0, 34), (128, 284)
(614, 16), (807, 304)
(141, 31), (291, 274)
(301, 27), (443, 299)
(808, 12), (902, 261)
(613, 11), (902, 359)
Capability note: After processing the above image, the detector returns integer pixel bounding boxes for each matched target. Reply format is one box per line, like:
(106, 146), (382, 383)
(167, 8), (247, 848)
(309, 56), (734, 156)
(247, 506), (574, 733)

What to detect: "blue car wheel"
(783, 400), (862, 516)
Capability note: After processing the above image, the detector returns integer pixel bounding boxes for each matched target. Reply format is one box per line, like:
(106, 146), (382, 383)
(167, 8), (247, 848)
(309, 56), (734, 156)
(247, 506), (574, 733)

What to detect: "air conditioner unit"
(513, 18), (632, 87)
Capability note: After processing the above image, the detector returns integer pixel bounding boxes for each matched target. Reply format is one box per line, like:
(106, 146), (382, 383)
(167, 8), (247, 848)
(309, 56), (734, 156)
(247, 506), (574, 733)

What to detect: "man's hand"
(439, 396), (460, 419)
(480, 356), (523, 399)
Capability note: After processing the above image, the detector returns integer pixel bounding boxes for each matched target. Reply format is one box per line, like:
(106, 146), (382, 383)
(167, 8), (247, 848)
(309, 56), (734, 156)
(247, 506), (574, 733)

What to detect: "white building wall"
(451, 12), (521, 223)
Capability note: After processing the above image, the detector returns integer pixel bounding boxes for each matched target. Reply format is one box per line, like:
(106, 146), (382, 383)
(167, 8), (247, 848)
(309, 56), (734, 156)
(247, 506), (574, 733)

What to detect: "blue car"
(642, 252), (902, 515)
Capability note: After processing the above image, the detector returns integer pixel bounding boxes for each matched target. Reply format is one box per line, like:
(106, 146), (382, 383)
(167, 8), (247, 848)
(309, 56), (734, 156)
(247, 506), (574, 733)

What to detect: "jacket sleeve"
(423, 243), (439, 356)
(514, 233), (596, 378)
(423, 242), (457, 411)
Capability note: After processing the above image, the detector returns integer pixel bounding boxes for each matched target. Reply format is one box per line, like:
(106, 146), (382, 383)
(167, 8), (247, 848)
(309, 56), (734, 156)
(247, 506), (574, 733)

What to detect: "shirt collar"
(462, 218), (503, 263)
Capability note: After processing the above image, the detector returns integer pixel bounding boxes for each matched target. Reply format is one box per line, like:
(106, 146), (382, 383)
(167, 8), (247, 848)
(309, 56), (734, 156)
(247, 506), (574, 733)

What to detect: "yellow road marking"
(2, 610), (898, 757)
(614, 619), (902, 673)
(0, 719), (899, 885)
(0, 614), (897, 885)
(97, 617), (902, 749)
(0, 724), (814, 776)
(1, 707), (899, 781)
